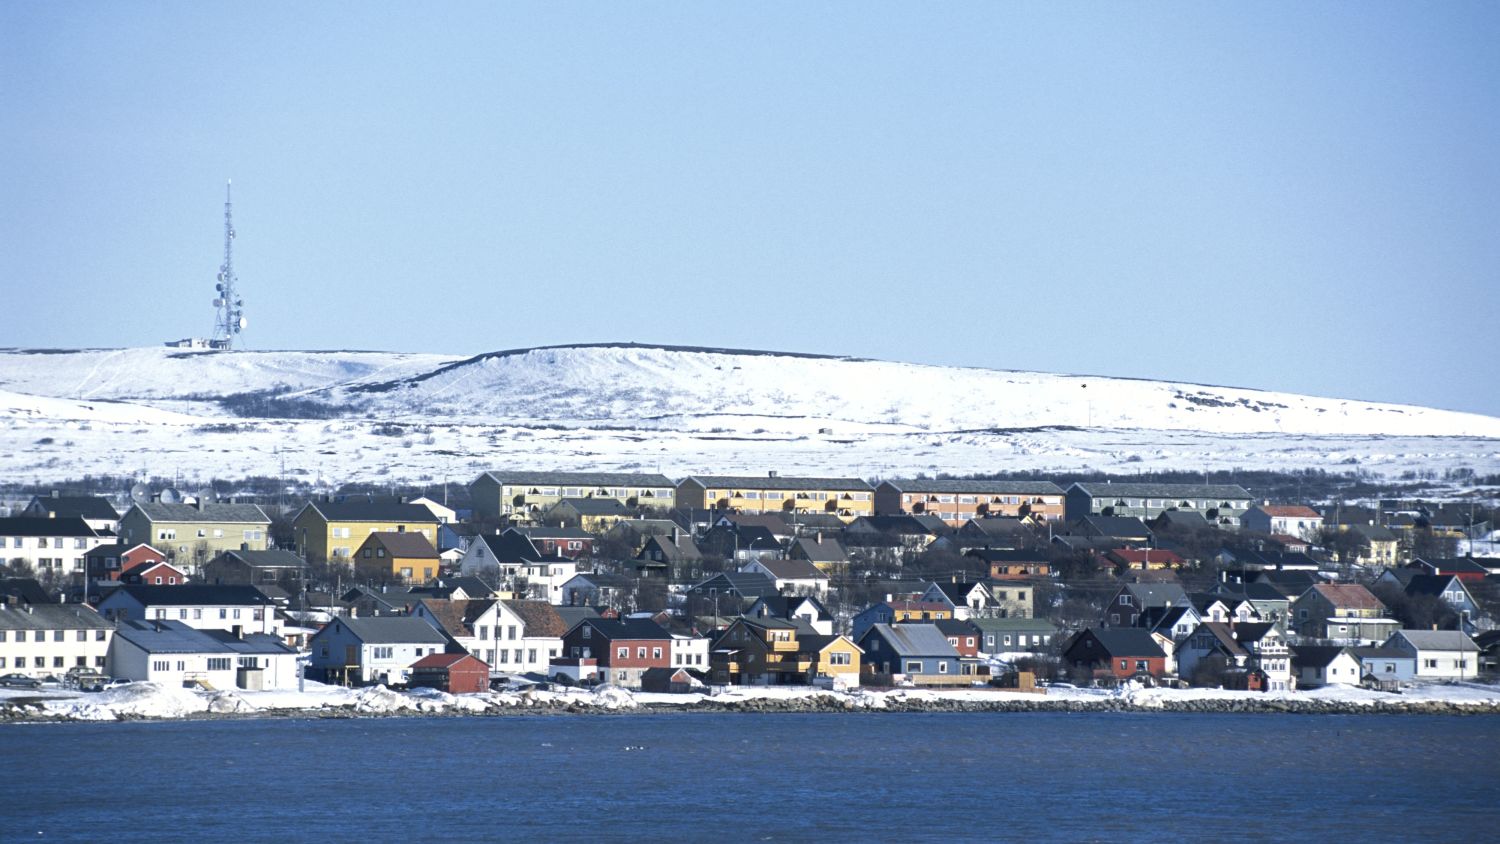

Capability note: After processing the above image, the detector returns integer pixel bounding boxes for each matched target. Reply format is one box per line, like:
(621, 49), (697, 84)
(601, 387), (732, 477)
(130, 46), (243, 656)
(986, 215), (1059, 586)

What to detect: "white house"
(107, 619), (301, 689)
(96, 584), (281, 637)
(457, 534), (577, 602)
(1383, 630), (1479, 681)
(670, 633), (710, 670)
(1291, 645), (1363, 688)
(739, 558), (829, 597)
(1241, 505), (1324, 538)
(921, 581), (995, 621)
(411, 597), (566, 677)
(0, 602), (113, 678)
(307, 615), (448, 686)
(22, 494), (121, 533)
(0, 517), (113, 580)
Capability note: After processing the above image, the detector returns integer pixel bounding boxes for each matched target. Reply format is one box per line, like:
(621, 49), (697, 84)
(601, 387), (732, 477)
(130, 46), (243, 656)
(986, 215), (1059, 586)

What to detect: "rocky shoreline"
(5, 687), (1500, 723)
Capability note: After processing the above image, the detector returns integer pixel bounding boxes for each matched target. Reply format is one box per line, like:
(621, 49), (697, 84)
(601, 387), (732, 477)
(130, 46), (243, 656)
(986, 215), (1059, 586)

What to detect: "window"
(829, 652), (851, 666)
(207, 658), (232, 671)
(53, 630), (64, 642)
(637, 647), (647, 659)
(197, 529), (207, 538)
(508, 626), (517, 640)
(582, 626), (591, 639)
(1119, 659), (1128, 670)
(233, 609), (241, 619)
(905, 660), (922, 673)
(1425, 659), (1438, 668)
(238, 657), (257, 668)
(1136, 660), (1148, 671)
(155, 609), (167, 620)
(153, 660), (170, 672)
(11, 631), (22, 642)
(938, 662), (949, 674)
(652, 647), (662, 660)
(617, 647), (628, 659)
(527, 649), (536, 663)
(373, 647), (393, 660)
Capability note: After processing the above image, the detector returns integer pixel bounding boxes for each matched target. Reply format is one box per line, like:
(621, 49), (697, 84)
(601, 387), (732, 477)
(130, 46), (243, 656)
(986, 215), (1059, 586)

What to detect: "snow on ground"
(2, 344), (1497, 487)
(5, 679), (1500, 722)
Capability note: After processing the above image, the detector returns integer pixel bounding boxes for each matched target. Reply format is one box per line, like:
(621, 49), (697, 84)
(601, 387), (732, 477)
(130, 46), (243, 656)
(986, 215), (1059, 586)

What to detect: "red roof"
(411, 652), (487, 670)
(1259, 505), (1321, 519)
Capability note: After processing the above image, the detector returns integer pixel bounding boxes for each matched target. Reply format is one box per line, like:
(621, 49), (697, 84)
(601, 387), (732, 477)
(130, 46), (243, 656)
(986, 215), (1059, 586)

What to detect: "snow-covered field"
(3, 679), (1498, 722)
(2, 344), (1498, 486)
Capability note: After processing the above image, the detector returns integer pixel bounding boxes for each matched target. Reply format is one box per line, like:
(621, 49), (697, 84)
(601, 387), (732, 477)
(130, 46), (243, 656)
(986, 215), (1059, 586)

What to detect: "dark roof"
(1070, 482), (1252, 500)
(0, 578), (54, 605)
(1075, 516), (1153, 538)
(1415, 557), (1492, 575)
(325, 615), (449, 645)
(748, 594), (831, 620)
(302, 501), (438, 523)
(1290, 644), (1352, 669)
(932, 618), (979, 637)
(131, 502), (270, 523)
(687, 572), (779, 599)
(570, 572), (635, 589)
(961, 517), (1033, 538)
(966, 548), (1049, 563)
(849, 515), (949, 535)
(362, 531), (439, 558)
(411, 652), (486, 670)
(416, 598), (478, 638)
(578, 618), (672, 641)
(862, 623), (959, 657)
(1402, 574), (1466, 598)
(26, 495), (119, 521)
(0, 517), (101, 537)
(503, 600), (569, 638)
(1069, 627), (1166, 658)
(114, 619), (295, 655)
(473, 532), (543, 563)
(0, 602), (111, 631)
(218, 548), (306, 569)
(926, 580), (986, 603)
(640, 535), (703, 563)
(110, 584), (276, 607)
(686, 475), (874, 492)
(509, 525), (595, 541)
(1208, 582), (1288, 603)
(1151, 510), (1212, 529)
(554, 606), (601, 629)
(1122, 582), (1188, 608)
(791, 537), (847, 563)
(480, 471), (675, 488)
(546, 498), (630, 516)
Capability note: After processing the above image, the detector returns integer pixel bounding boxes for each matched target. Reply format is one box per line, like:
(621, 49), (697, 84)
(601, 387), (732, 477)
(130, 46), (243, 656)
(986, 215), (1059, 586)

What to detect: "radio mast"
(211, 180), (246, 349)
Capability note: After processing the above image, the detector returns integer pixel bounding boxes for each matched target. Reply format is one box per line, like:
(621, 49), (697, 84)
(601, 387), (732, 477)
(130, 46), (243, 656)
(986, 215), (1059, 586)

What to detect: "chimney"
(816, 531), (822, 544)
(51, 490), (59, 499)
(768, 471), (778, 479)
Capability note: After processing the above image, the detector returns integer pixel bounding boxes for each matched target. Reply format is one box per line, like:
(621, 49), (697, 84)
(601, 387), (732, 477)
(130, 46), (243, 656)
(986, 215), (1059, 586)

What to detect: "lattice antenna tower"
(211, 180), (246, 348)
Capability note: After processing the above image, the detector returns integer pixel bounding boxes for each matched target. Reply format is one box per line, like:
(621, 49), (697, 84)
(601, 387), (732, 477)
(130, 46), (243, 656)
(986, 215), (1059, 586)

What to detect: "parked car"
(64, 668), (110, 692)
(0, 673), (42, 689)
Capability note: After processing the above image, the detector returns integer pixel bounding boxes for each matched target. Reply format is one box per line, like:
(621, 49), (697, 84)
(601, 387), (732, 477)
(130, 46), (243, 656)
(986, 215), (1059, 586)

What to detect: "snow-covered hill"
(0, 343), (1497, 487)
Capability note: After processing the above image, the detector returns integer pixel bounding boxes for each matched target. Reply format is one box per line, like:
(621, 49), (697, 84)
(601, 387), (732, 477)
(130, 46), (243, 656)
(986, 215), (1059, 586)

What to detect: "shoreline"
(5, 682), (1500, 724)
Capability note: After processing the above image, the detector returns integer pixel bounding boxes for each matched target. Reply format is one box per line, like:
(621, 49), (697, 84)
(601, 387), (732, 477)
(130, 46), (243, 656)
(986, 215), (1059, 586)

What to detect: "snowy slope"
(0, 343), (1496, 486)
(323, 344), (1500, 438)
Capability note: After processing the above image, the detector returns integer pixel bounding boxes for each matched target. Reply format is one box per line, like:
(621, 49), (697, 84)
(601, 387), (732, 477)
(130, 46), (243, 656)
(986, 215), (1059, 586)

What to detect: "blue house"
(856, 623), (962, 682)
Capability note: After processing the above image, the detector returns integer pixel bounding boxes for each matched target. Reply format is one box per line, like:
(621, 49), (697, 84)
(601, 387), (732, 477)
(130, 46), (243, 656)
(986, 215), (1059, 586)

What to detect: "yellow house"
(353, 531), (440, 585)
(676, 474), (875, 522)
(117, 502), (271, 569)
(292, 500), (440, 564)
(806, 634), (862, 688)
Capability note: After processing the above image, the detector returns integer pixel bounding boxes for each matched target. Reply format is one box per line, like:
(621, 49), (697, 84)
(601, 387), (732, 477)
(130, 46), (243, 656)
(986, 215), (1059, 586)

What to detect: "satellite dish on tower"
(159, 487), (182, 505)
(129, 483), (148, 504)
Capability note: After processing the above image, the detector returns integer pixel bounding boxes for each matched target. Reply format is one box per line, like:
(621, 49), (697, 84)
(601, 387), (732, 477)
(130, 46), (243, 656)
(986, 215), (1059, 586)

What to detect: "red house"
(1062, 627), (1167, 681)
(1408, 557), (1491, 584)
(506, 526), (596, 559)
(561, 618), (673, 688)
(409, 653), (490, 694)
(86, 543), (165, 582)
(120, 559), (189, 586)
(933, 619), (981, 657)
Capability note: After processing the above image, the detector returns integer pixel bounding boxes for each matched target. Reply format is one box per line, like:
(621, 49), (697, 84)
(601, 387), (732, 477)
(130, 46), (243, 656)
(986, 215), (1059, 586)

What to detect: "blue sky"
(3, 2), (1497, 415)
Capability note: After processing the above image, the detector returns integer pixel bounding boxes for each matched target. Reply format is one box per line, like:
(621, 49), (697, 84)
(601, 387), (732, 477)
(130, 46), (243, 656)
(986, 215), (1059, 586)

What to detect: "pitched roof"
(791, 537), (847, 563)
(26, 495), (119, 521)
(480, 471), (675, 488)
(850, 515), (949, 535)
(968, 617), (1058, 634)
(218, 548), (306, 569)
(302, 500), (438, 523)
(362, 531), (439, 558)
(1191, 622), (1249, 659)
(688, 572), (779, 598)
(1069, 627), (1167, 658)
(880, 479), (1065, 495)
(932, 618), (979, 637)
(1253, 505), (1322, 519)
(1402, 574), (1467, 599)
(0, 517), (101, 538)
(748, 558), (829, 581)
(111, 584), (276, 607)
(509, 525), (594, 541)
(0, 602), (111, 631)
(961, 517), (1033, 538)
(864, 623), (960, 657)
(113, 619), (296, 655)
(1304, 583), (1385, 611)
(503, 600), (569, 638)
(328, 615), (448, 645)
(926, 580), (986, 603)
(1108, 548), (1185, 567)
(1390, 630), (1478, 652)
(1290, 644), (1352, 669)
(417, 598), (477, 638)
(1122, 582), (1189, 608)
(578, 618), (672, 641)
(966, 548), (1049, 563)
(686, 475), (874, 492)
(132, 502), (270, 523)
(1076, 516), (1153, 537)
(411, 652), (486, 670)
(546, 498), (630, 516)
